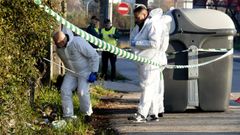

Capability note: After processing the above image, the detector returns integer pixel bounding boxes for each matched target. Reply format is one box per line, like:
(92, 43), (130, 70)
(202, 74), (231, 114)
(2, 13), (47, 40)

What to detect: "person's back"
(56, 35), (99, 77)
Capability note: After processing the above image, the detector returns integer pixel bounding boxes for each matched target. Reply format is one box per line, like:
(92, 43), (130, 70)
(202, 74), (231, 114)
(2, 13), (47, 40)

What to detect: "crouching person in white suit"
(53, 30), (99, 122)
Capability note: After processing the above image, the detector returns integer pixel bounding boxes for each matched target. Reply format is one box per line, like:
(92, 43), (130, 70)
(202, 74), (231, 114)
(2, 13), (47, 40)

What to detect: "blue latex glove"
(131, 40), (136, 47)
(87, 72), (97, 83)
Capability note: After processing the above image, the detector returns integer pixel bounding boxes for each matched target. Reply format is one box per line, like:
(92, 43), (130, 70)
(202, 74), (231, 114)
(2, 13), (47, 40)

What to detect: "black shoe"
(146, 115), (159, 122)
(128, 113), (146, 123)
(158, 113), (164, 117)
(84, 115), (92, 123)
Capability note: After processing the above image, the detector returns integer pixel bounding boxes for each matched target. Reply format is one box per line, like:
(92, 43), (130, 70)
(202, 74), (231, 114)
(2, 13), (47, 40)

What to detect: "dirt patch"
(91, 113), (117, 135)
(91, 92), (137, 135)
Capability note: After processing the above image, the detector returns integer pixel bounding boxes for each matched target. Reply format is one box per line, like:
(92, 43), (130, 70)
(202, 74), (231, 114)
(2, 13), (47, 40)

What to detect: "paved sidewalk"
(100, 56), (240, 135)
(99, 91), (240, 135)
(103, 80), (141, 92)
(103, 58), (141, 92)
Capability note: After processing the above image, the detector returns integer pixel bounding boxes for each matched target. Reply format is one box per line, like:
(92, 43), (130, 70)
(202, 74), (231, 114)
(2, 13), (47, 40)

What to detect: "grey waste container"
(164, 8), (236, 112)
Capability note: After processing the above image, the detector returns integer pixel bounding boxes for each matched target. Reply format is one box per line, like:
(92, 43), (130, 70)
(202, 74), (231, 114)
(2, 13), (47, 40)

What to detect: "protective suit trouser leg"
(61, 74), (77, 117)
(138, 67), (159, 118)
(158, 72), (165, 113)
(77, 77), (93, 116)
(149, 69), (162, 116)
(149, 70), (165, 115)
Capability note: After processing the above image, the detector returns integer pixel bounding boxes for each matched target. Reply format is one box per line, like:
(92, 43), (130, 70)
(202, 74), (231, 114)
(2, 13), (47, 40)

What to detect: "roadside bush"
(0, 0), (57, 134)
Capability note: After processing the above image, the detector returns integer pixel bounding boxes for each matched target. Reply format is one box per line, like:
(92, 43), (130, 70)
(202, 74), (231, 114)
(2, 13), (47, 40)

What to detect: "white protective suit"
(57, 27), (99, 117)
(130, 8), (172, 118)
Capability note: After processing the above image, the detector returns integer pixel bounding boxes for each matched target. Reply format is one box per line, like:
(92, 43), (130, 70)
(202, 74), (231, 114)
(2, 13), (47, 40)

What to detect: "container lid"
(180, 8), (235, 30)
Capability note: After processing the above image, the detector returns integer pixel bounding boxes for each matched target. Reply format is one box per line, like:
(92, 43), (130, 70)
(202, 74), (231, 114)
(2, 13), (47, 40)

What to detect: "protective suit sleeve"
(135, 23), (164, 50)
(74, 37), (99, 72)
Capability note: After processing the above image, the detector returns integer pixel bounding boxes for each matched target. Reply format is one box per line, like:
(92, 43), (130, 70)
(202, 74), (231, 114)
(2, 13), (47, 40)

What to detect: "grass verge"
(5, 84), (115, 134)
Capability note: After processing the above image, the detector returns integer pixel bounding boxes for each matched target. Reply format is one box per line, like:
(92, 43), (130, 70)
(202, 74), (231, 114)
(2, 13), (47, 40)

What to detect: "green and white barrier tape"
(166, 48), (233, 69)
(34, 0), (160, 68)
(43, 58), (82, 76)
(198, 48), (230, 52)
(167, 48), (230, 56)
(34, 0), (233, 69)
(95, 48), (132, 52)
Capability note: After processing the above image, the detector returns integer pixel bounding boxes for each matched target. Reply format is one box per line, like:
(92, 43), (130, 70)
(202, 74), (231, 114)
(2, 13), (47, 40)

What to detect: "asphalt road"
(118, 35), (240, 93)
(100, 93), (240, 135)
(232, 51), (240, 92)
(101, 38), (240, 134)
(101, 51), (240, 135)
(114, 52), (240, 93)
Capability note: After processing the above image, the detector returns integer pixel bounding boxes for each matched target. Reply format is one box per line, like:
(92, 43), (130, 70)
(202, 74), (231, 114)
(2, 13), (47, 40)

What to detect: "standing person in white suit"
(53, 29), (99, 122)
(129, 5), (171, 122)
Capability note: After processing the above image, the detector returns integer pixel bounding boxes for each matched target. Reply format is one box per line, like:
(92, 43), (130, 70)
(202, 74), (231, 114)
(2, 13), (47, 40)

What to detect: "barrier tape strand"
(34, 0), (233, 69)
(34, 0), (160, 67)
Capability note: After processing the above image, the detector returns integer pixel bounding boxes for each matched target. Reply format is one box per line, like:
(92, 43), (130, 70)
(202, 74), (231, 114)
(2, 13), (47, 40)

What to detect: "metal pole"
(50, 29), (53, 80)
(108, 0), (113, 21)
(100, 0), (108, 26)
(174, 0), (178, 8)
(129, 0), (135, 45)
(184, 0), (193, 8)
(61, 0), (67, 75)
(87, 0), (94, 18)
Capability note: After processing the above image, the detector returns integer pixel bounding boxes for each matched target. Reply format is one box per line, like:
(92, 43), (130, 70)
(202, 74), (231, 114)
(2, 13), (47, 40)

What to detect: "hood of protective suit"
(148, 8), (172, 25)
(130, 8), (172, 67)
(148, 8), (172, 34)
(58, 26), (99, 78)
(62, 26), (74, 46)
(148, 8), (163, 21)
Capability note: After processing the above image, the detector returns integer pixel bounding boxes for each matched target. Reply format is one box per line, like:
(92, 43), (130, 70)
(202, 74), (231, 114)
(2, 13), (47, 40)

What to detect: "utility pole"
(183, 0), (193, 8)
(100, 0), (108, 25)
(50, 0), (67, 81)
(129, 0), (136, 46)
(86, 0), (93, 18)
(128, 0), (135, 31)
(108, 0), (113, 22)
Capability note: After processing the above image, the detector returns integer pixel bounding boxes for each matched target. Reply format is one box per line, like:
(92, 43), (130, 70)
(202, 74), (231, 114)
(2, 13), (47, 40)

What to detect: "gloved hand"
(131, 40), (136, 47)
(87, 72), (97, 83)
